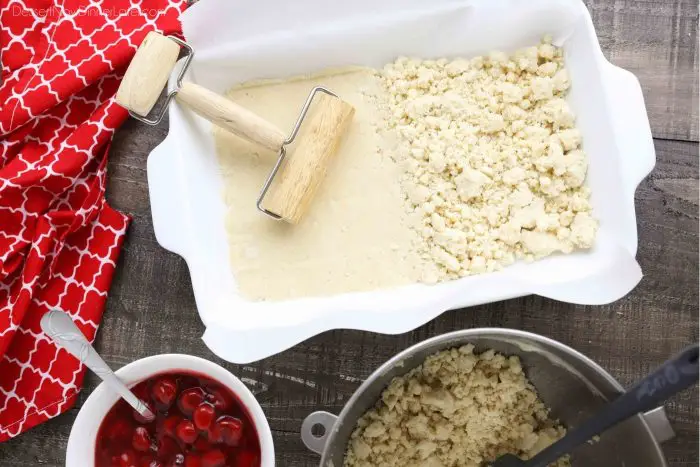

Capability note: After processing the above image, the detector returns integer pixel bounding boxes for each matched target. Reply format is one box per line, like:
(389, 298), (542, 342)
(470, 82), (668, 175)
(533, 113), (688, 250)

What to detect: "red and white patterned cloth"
(0, 0), (185, 441)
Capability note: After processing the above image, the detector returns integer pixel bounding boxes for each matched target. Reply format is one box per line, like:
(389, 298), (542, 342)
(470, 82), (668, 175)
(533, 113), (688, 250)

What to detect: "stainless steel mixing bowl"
(301, 329), (674, 466)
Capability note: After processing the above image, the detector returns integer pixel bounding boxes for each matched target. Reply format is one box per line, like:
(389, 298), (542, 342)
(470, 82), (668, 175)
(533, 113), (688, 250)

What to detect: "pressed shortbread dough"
(215, 40), (597, 301)
(215, 70), (432, 301)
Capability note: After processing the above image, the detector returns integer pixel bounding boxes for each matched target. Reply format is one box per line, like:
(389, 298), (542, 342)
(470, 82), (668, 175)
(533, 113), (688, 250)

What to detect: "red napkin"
(0, 0), (186, 441)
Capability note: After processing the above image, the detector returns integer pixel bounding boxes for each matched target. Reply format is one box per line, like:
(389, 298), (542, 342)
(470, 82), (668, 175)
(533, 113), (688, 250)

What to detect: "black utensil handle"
(526, 343), (699, 467)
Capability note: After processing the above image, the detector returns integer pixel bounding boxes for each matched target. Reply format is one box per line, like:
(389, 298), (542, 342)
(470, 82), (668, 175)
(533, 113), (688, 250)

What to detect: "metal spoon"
(491, 343), (699, 467)
(40, 309), (155, 422)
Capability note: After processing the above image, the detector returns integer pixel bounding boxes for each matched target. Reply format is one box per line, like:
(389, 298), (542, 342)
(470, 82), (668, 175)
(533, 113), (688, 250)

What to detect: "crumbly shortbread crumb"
(376, 38), (598, 280)
(344, 345), (570, 467)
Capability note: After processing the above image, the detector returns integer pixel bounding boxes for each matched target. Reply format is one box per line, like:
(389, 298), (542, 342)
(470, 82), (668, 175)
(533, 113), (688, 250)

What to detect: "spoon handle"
(526, 343), (699, 467)
(40, 309), (154, 421)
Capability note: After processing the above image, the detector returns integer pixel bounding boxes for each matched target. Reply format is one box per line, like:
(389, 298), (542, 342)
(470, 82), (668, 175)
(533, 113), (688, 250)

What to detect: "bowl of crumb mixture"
(301, 329), (673, 467)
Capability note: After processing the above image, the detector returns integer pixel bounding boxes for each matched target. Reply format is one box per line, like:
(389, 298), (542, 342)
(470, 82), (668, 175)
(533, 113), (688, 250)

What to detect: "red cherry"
(157, 436), (181, 459)
(194, 437), (213, 452)
(205, 425), (221, 444)
(132, 426), (152, 452)
(201, 449), (226, 467)
(184, 453), (203, 467)
(178, 387), (206, 416)
(107, 418), (133, 441)
(213, 416), (243, 446)
(99, 447), (113, 465)
(117, 449), (138, 467)
(193, 402), (216, 431)
(237, 450), (259, 467)
(206, 387), (232, 412)
(163, 415), (181, 438)
(152, 377), (177, 407)
(139, 454), (163, 467)
(175, 419), (198, 444)
(131, 382), (150, 399)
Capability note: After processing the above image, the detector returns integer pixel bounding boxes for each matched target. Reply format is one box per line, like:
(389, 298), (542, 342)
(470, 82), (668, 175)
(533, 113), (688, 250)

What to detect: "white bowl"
(66, 354), (275, 466)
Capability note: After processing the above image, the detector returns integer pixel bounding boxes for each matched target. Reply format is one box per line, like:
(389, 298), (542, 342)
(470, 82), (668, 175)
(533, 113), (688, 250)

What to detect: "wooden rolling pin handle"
(176, 82), (287, 151)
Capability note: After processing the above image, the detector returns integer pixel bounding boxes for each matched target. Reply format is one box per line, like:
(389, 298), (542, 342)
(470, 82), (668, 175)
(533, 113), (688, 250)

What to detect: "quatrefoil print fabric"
(0, 0), (185, 440)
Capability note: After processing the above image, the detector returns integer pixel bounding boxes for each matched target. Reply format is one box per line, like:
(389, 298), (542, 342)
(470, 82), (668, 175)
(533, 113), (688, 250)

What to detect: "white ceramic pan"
(146, 0), (655, 363)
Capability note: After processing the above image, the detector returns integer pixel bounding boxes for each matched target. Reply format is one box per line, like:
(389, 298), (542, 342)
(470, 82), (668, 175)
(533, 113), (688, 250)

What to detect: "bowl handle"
(301, 411), (338, 455)
(643, 406), (675, 444)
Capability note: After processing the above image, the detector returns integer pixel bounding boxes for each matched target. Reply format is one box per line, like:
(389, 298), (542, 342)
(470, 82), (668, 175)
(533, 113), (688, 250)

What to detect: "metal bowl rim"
(321, 327), (668, 467)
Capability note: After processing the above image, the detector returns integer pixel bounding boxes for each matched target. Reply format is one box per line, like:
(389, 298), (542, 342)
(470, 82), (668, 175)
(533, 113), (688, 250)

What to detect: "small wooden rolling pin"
(115, 31), (355, 224)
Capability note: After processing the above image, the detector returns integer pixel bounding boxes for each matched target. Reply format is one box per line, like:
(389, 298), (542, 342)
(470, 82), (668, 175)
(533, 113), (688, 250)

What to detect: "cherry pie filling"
(95, 371), (261, 467)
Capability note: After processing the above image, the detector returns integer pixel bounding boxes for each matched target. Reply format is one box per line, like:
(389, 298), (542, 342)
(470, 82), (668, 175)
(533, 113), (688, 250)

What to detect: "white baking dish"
(146, 0), (655, 363)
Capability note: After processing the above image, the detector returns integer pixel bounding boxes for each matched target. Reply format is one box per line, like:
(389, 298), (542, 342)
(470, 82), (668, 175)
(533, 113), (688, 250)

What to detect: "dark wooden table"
(2, 0), (698, 465)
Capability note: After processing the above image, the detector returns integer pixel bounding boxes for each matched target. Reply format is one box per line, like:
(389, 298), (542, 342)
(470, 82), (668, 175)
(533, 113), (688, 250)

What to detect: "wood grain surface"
(1, 0), (698, 465)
